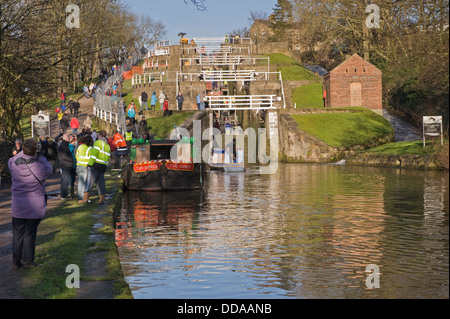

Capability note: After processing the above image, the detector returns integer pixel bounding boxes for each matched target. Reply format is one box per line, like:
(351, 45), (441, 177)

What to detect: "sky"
(125, 0), (276, 45)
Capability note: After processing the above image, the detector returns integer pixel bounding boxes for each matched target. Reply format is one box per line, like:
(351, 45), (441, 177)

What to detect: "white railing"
(180, 56), (269, 67)
(177, 70), (255, 82)
(177, 72), (204, 82)
(148, 48), (170, 57)
(181, 56), (242, 66)
(93, 91), (128, 133)
(94, 49), (144, 133)
(209, 46), (251, 55)
(190, 37), (226, 45)
(206, 95), (280, 110)
(177, 71), (283, 82)
(132, 72), (168, 86)
(154, 39), (172, 47)
(94, 107), (120, 125)
(144, 59), (169, 69)
(202, 70), (256, 81)
(181, 46), (251, 55)
(191, 37), (253, 45)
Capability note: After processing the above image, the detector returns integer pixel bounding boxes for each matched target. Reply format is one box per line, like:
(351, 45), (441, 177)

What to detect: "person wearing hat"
(80, 131), (110, 205)
(138, 116), (149, 140)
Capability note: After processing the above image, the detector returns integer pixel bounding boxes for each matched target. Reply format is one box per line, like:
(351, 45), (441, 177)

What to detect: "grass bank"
(148, 111), (196, 139)
(264, 53), (322, 82)
(365, 140), (436, 156)
(292, 108), (394, 149)
(263, 53), (324, 109)
(291, 83), (324, 109)
(363, 140), (449, 170)
(19, 170), (132, 299)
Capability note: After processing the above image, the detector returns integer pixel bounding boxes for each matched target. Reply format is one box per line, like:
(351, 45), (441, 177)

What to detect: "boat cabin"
(133, 140), (192, 163)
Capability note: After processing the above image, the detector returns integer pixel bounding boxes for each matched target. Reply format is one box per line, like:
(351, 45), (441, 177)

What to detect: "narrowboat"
(122, 140), (206, 192)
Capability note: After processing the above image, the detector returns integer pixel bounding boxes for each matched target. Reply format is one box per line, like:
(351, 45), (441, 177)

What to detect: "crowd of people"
(7, 127), (116, 269)
(125, 88), (209, 124)
(6, 64), (138, 269)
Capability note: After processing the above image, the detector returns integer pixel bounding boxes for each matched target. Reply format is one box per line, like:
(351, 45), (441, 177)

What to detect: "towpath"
(0, 95), (112, 299)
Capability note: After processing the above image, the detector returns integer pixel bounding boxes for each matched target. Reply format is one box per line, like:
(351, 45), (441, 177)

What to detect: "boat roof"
(148, 140), (179, 146)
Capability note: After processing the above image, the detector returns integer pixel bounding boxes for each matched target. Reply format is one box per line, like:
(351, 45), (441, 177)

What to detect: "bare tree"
(134, 15), (168, 49)
(248, 10), (269, 25)
(227, 27), (250, 38)
(0, 0), (162, 141)
(290, 0), (449, 119)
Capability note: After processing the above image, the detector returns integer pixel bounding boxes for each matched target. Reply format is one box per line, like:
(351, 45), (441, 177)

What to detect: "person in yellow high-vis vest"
(125, 130), (134, 157)
(80, 131), (111, 204)
(75, 135), (94, 201)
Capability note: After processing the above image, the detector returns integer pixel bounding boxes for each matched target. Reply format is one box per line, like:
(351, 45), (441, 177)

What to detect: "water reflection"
(116, 164), (449, 299)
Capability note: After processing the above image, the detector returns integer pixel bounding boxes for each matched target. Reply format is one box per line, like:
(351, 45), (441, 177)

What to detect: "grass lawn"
(364, 140), (440, 156)
(264, 53), (322, 82)
(20, 170), (132, 299)
(121, 80), (136, 108)
(148, 111), (196, 139)
(121, 80), (163, 110)
(292, 109), (394, 148)
(291, 83), (324, 109)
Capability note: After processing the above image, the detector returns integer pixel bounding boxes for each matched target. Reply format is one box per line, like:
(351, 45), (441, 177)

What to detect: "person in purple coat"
(8, 138), (53, 269)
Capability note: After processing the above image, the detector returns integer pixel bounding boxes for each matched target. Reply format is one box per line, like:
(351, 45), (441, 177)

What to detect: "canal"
(115, 164), (449, 299)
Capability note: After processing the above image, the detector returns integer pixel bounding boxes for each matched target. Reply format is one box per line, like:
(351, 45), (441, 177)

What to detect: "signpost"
(423, 116), (443, 147)
(31, 112), (51, 138)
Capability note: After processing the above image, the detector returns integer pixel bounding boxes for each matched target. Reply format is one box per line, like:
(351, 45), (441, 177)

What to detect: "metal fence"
(191, 37), (253, 45)
(132, 72), (170, 86)
(94, 49), (145, 133)
(206, 95), (279, 111)
(180, 46), (251, 55)
(178, 70), (279, 82)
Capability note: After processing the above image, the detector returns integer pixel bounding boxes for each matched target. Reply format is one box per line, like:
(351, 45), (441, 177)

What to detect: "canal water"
(115, 164), (449, 299)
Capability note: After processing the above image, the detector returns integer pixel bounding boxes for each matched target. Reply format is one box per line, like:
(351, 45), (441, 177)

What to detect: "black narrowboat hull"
(122, 161), (205, 192)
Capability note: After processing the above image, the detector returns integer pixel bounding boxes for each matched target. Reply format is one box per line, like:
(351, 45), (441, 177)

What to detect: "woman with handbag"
(8, 138), (53, 269)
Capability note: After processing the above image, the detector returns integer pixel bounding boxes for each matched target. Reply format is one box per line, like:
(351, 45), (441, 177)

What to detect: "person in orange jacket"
(112, 131), (128, 169)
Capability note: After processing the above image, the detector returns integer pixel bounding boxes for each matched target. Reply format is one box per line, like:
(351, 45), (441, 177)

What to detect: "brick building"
(323, 54), (382, 111)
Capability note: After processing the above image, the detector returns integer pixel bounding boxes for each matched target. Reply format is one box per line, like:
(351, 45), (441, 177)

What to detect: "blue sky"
(125, 0), (276, 44)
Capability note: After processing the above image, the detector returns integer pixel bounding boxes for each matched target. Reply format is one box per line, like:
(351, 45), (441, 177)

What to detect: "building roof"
(325, 54), (382, 77)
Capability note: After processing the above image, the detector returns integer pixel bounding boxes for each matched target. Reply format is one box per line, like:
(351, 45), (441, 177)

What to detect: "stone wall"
(278, 113), (340, 163)
(253, 42), (302, 62)
(346, 153), (440, 170)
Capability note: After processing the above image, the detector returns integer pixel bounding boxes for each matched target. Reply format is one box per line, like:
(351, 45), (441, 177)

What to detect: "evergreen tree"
(270, 0), (293, 41)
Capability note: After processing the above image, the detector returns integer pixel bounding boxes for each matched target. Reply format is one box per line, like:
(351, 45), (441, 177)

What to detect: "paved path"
(52, 95), (95, 138)
(383, 109), (422, 142)
(0, 96), (96, 299)
(0, 176), (66, 298)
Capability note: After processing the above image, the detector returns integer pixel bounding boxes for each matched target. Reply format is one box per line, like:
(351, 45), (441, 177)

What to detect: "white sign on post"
(423, 116), (443, 147)
(31, 112), (51, 138)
